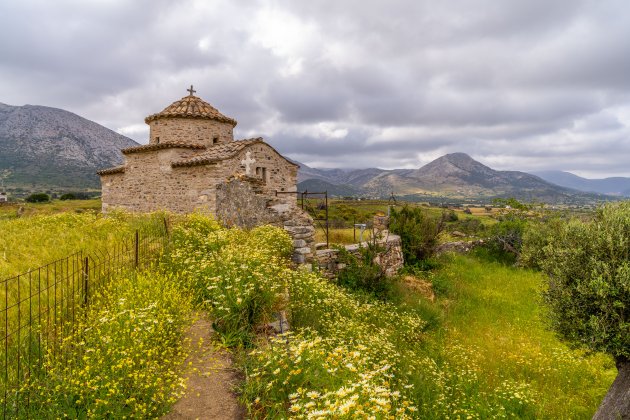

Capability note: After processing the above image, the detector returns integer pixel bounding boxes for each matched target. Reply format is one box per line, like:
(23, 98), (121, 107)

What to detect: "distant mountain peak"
(0, 103), (138, 190)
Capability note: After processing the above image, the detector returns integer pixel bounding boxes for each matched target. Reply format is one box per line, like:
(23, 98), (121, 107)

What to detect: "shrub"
(390, 205), (445, 266)
(59, 193), (77, 200)
(487, 212), (528, 256)
(25, 192), (50, 203)
(335, 243), (391, 298)
(451, 217), (484, 235)
(445, 210), (458, 222)
(533, 203), (629, 360)
(529, 202), (630, 418)
(519, 215), (565, 269)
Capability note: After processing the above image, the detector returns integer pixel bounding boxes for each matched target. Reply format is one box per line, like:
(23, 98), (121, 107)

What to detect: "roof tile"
(97, 165), (125, 175)
(121, 142), (206, 155)
(171, 138), (262, 167)
(144, 95), (237, 126)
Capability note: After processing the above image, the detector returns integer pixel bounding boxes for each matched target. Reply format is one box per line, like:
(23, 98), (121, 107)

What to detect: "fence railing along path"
(0, 222), (169, 418)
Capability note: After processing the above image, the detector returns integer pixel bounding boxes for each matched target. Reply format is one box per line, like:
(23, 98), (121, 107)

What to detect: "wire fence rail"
(0, 221), (169, 418)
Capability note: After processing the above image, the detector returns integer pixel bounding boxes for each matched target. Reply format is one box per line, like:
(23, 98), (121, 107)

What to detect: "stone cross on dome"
(241, 151), (256, 175)
(187, 85), (196, 96)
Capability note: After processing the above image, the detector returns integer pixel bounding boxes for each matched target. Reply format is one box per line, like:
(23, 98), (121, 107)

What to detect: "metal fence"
(0, 222), (169, 418)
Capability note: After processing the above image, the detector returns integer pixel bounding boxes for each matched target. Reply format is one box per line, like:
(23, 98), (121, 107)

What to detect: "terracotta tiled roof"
(144, 95), (237, 126)
(171, 138), (300, 168)
(171, 138), (263, 167)
(97, 165), (125, 175)
(121, 142), (206, 155)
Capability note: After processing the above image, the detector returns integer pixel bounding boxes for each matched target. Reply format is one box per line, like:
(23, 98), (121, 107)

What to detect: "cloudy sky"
(1, 0), (629, 177)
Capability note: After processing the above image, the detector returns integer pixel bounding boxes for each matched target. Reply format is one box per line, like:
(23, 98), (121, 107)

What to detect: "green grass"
(237, 243), (615, 418)
(426, 250), (616, 418)
(0, 209), (166, 278)
(0, 209), (615, 418)
(0, 198), (102, 219)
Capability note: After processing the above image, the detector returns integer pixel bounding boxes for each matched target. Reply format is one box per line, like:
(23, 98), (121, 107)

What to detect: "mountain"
(532, 170), (630, 197)
(0, 102), (138, 191)
(297, 179), (362, 197)
(297, 153), (611, 204)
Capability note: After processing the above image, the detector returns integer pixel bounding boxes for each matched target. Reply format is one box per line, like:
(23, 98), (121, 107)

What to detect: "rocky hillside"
(297, 153), (610, 204)
(0, 102), (137, 191)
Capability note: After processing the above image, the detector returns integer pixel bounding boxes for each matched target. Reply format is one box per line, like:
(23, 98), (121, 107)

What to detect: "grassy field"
(0, 208), (165, 279)
(0, 198), (102, 219)
(422, 251), (615, 418)
(0, 206), (616, 418)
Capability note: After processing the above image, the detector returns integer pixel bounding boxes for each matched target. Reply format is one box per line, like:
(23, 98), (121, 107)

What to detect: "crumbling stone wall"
(315, 235), (404, 278)
(214, 177), (315, 264)
(215, 176), (277, 229)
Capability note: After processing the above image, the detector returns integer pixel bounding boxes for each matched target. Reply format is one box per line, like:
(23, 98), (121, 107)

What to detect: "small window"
(256, 167), (267, 183)
(212, 137), (219, 145)
(155, 137), (160, 144)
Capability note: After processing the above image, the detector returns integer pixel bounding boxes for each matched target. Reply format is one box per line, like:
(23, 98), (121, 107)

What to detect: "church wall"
(101, 141), (298, 215)
(149, 118), (234, 147)
(223, 144), (298, 205)
(101, 150), (221, 214)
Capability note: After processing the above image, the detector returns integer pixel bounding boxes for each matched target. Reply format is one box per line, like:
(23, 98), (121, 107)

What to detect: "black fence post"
(325, 192), (329, 248)
(134, 230), (139, 268)
(83, 256), (89, 306)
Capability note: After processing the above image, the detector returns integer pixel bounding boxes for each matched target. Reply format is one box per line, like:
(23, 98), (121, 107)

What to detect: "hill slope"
(297, 153), (610, 204)
(532, 170), (630, 197)
(0, 102), (138, 190)
(297, 178), (362, 197)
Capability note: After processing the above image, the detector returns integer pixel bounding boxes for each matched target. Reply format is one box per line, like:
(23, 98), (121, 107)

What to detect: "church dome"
(145, 87), (237, 126)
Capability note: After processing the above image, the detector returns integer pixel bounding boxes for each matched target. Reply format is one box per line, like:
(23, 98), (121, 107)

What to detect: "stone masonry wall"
(101, 143), (297, 214)
(224, 144), (298, 204)
(214, 177), (315, 264)
(148, 117), (234, 147)
(101, 149), (219, 214)
(315, 235), (404, 278)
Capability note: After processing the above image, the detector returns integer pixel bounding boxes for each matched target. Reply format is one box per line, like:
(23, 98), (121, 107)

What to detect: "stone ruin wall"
(314, 234), (404, 279)
(215, 177), (315, 264)
(214, 181), (404, 276)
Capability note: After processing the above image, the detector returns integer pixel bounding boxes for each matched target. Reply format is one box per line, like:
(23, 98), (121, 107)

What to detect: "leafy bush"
(25, 192), (50, 203)
(390, 205), (445, 266)
(59, 193), (77, 200)
(450, 217), (485, 235)
(335, 243), (391, 298)
(519, 215), (566, 269)
(528, 202), (630, 360)
(445, 210), (458, 222)
(488, 212), (527, 256)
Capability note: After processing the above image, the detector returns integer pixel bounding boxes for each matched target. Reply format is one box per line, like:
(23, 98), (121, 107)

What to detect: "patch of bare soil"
(402, 275), (435, 302)
(163, 314), (245, 420)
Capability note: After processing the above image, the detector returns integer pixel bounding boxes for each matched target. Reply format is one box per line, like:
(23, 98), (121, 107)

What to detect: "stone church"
(98, 87), (298, 215)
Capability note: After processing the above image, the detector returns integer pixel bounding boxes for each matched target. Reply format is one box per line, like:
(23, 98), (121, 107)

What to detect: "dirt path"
(163, 314), (245, 420)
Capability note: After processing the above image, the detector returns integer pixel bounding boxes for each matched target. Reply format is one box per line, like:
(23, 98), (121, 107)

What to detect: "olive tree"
(523, 202), (629, 418)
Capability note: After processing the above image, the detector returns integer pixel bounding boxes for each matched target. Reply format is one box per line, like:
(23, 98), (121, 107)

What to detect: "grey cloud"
(1, 0), (630, 176)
